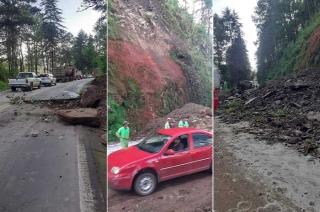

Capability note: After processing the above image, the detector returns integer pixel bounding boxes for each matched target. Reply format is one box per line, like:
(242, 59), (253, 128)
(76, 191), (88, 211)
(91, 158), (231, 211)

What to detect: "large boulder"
(56, 108), (100, 127)
(80, 85), (100, 107)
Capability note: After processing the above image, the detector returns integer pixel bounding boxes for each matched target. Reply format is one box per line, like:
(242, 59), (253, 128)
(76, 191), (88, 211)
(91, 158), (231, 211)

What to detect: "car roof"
(158, 128), (212, 137)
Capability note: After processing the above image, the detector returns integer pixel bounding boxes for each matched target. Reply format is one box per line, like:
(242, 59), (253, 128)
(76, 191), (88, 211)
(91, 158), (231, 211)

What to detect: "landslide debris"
(56, 108), (100, 127)
(218, 68), (320, 157)
(137, 103), (212, 139)
(56, 74), (106, 129)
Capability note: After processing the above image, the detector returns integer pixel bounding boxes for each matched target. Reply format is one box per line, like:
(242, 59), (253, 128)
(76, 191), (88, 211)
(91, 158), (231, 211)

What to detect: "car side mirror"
(164, 149), (175, 156)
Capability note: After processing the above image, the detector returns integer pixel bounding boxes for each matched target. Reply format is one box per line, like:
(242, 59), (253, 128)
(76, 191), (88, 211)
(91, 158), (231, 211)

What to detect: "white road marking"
(77, 133), (96, 212)
(0, 103), (10, 112)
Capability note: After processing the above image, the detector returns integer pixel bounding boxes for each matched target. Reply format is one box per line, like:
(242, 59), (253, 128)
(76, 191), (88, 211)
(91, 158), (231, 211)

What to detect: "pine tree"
(72, 30), (88, 71)
(226, 35), (251, 87)
(0, 0), (38, 75)
(41, 0), (65, 71)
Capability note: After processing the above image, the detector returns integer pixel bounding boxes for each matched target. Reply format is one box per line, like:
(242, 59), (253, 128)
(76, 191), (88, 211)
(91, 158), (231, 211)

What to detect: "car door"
(158, 134), (192, 181)
(33, 73), (40, 86)
(190, 132), (212, 173)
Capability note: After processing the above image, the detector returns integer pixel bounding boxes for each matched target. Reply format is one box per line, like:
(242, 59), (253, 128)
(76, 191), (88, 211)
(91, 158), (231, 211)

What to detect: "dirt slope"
(108, 0), (199, 131)
(137, 103), (212, 139)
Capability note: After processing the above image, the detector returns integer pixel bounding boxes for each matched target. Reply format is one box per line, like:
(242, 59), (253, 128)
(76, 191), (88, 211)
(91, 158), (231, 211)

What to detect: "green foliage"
(164, 0), (212, 106)
(107, 0), (120, 39)
(159, 82), (184, 116)
(0, 81), (8, 91)
(108, 96), (126, 142)
(268, 13), (320, 80)
(254, 0), (320, 84)
(0, 0), (38, 73)
(108, 78), (145, 142)
(123, 79), (144, 109)
(214, 9), (251, 88)
(0, 62), (9, 81)
(271, 107), (289, 118)
(225, 100), (242, 113)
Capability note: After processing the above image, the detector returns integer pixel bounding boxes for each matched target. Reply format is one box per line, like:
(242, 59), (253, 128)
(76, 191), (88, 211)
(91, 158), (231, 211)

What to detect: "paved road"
(0, 80), (104, 212)
(0, 79), (92, 104)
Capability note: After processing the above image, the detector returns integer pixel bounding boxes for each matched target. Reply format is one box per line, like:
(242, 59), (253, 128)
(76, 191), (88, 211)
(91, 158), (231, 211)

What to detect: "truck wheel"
(11, 87), (16, 92)
(133, 172), (157, 196)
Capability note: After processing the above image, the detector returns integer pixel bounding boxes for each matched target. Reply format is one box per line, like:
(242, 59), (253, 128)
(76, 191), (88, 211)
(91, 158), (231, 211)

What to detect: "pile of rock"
(138, 103), (212, 139)
(219, 68), (320, 157)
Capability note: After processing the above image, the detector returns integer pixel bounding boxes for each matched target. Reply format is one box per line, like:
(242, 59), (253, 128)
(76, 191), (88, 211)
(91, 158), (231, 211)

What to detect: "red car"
(108, 128), (212, 196)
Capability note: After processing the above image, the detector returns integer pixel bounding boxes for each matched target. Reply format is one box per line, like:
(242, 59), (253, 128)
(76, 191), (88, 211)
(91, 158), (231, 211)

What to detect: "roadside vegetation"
(253, 0), (320, 84)
(214, 8), (252, 89)
(164, 0), (213, 106)
(0, 0), (106, 88)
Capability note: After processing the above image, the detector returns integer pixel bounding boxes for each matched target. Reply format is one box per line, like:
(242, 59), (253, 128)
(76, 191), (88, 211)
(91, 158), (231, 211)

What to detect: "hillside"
(267, 13), (320, 81)
(108, 0), (212, 141)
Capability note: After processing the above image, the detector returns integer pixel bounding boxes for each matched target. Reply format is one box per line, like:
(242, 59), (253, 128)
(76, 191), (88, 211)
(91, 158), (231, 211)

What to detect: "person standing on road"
(116, 121), (130, 148)
(178, 116), (189, 128)
(164, 118), (171, 129)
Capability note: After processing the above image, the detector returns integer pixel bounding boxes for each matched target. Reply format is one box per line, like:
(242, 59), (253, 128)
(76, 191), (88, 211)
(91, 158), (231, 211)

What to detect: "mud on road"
(215, 118), (320, 212)
(108, 171), (212, 212)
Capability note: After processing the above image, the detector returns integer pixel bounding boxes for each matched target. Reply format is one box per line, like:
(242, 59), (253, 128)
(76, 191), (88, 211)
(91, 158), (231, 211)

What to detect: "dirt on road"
(215, 118), (320, 212)
(108, 103), (212, 212)
(108, 171), (212, 212)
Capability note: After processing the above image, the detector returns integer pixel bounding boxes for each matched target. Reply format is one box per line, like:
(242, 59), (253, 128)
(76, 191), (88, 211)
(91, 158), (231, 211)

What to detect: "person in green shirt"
(116, 121), (130, 148)
(178, 117), (189, 128)
(164, 118), (171, 129)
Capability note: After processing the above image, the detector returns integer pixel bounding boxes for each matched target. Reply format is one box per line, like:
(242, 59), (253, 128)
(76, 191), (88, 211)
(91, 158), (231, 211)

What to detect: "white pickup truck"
(8, 72), (41, 92)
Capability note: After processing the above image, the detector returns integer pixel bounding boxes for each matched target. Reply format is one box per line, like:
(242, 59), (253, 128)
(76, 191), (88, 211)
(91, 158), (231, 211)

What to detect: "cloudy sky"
(213, 0), (258, 71)
(57, 0), (101, 36)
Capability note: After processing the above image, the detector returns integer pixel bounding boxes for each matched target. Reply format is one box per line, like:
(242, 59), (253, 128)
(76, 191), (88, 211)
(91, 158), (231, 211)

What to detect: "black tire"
(133, 172), (157, 196)
(38, 83), (41, 89)
(11, 87), (16, 92)
(29, 83), (33, 91)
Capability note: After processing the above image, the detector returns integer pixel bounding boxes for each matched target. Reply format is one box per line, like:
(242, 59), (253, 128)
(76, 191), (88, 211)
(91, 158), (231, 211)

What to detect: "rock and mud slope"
(108, 0), (211, 138)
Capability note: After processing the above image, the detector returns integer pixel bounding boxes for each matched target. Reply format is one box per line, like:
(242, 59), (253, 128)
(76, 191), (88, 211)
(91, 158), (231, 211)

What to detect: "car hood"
(108, 145), (154, 169)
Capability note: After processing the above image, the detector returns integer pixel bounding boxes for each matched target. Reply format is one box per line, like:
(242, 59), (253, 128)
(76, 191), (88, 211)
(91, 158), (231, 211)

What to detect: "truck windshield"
(136, 135), (171, 153)
(17, 73), (33, 79)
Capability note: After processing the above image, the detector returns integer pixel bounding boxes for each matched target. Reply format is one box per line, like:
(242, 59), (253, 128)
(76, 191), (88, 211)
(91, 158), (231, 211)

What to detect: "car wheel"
(11, 87), (16, 92)
(29, 83), (33, 91)
(38, 83), (41, 89)
(133, 172), (157, 196)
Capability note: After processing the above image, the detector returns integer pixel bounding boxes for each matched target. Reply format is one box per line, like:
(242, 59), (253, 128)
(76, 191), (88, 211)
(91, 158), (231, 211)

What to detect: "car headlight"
(111, 167), (120, 174)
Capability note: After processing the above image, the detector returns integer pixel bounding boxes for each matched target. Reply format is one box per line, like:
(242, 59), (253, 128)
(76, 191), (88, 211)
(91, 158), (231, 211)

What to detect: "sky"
(57, 0), (101, 36)
(213, 0), (258, 71)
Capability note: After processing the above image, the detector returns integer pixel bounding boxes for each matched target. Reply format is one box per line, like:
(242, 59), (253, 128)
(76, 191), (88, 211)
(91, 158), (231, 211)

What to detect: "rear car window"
(192, 133), (212, 148)
(18, 73), (33, 79)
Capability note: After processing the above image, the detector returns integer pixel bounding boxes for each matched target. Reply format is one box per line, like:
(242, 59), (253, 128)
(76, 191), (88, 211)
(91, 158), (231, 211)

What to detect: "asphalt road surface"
(1, 79), (93, 103)
(0, 80), (104, 212)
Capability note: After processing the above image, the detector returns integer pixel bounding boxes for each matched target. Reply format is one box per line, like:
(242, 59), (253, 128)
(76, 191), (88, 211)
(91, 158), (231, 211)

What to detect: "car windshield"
(17, 73), (33, 79)
(39, 74), (48, 77)
(136, 134), (171, 153)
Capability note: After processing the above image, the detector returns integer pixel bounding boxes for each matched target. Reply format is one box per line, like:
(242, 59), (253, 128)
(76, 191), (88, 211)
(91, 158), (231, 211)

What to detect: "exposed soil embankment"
(108, 40), (187, 121)
(218, 68), (320, 157)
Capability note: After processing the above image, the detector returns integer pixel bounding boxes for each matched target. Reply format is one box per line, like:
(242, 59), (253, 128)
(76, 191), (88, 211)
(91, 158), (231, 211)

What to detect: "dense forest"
(214, 8), (251, 89)
(253, 0), (320, 84)
(0, 0), (106, 91)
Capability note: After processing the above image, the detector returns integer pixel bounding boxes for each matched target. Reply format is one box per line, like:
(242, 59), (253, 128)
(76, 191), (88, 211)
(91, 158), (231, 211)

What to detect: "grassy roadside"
(0, 81), (8, 91)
